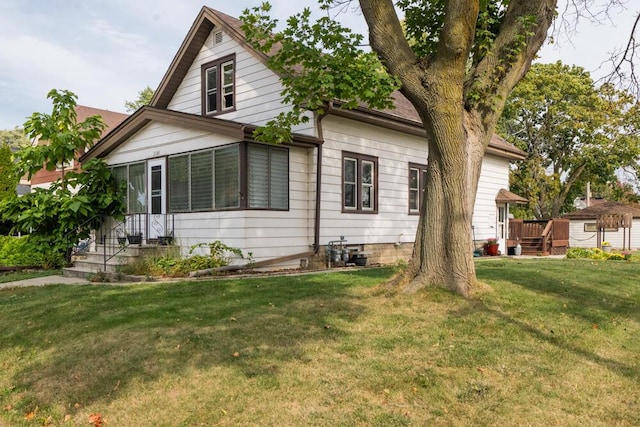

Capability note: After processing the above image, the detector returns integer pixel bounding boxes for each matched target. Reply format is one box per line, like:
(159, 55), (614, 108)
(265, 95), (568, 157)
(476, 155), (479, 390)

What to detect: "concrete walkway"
(0, 275), (90, 290)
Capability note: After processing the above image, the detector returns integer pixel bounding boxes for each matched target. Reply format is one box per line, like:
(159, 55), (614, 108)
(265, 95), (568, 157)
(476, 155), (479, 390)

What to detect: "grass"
(0, 260), (638, 426)
(0, 270), (59, 284)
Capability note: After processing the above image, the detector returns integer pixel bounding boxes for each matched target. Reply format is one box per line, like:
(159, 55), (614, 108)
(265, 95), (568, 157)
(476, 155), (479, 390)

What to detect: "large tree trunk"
(360, 0), (557, 296)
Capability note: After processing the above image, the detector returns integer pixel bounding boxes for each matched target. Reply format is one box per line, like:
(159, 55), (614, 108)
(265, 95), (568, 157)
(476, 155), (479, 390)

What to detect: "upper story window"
(201, 54), (235, 116)
(342, 151), (378, 214)
(409, 163), (427, 214)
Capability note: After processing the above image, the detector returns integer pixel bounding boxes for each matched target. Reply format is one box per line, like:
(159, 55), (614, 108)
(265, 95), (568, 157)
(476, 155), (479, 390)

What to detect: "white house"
(80, 7), (525, 269)
(563, 201), (640, 250)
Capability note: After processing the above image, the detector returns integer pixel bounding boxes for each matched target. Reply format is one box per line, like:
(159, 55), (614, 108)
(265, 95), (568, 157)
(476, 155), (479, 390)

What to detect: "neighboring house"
(80, 7), (525, 269)
(563, 201), (640, 250)
(30, 106), (128, 190)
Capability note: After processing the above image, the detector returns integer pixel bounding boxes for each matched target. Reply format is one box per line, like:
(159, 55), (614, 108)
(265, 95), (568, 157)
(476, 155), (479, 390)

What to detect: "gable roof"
(149, 6), (525, 161)
(81, 106), (322, 161)
(75, 106), (129, 137)
(562, 201), (640, 220)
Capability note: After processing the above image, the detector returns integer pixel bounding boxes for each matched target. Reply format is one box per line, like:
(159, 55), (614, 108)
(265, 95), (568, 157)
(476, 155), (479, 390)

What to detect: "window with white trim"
(409, 163), (427, 214)
(202, 55), (235, 115)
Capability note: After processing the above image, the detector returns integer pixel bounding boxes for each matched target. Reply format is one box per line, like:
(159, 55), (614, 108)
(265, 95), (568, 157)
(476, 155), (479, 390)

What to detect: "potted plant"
(127, 232), (143, 245)
(485, 238), (499, 256)
(601, 241), (611, 253)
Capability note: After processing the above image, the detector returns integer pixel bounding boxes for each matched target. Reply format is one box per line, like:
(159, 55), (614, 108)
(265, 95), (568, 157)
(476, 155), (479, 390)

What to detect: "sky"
(0, 0), (638, 130)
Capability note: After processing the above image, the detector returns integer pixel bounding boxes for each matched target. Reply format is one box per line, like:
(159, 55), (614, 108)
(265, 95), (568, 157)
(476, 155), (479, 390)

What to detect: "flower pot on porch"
(117, 237), (127, 245)
(158, 235), (173, 246)
(127, 234), (142, 245)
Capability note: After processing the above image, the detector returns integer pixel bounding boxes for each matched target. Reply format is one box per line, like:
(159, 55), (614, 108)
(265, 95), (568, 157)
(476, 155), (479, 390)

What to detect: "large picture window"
(201, 55), (235, 116)
(409, 163), (427, 214)
(342, 151), (378, 213)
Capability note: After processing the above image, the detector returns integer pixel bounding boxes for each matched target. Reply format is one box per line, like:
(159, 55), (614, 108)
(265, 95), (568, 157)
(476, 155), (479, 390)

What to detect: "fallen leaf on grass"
(89, 413), (104, 427)
(232, 352), (240, 357)
(592, 323), (599, 329)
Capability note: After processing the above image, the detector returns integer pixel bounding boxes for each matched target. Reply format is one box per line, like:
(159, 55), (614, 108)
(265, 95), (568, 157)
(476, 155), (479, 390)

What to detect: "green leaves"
(0, 89), (125, 268)
(500, 62), (640, 218)
(241, 3), (400, 143)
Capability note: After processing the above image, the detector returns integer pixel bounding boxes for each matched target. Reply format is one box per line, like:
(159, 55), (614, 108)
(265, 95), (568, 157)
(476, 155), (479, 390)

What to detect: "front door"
(147, 158), (166, 240)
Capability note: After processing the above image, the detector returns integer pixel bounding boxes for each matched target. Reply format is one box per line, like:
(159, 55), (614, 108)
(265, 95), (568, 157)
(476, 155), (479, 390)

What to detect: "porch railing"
(508, 219), (569, 255)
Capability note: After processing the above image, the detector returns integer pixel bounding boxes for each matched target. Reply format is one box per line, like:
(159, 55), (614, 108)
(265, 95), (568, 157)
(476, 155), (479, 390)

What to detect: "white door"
(147, 158), (166, 240)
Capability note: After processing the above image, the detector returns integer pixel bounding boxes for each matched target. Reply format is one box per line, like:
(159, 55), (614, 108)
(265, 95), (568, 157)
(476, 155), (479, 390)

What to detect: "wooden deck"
(508, 219), (569, 255)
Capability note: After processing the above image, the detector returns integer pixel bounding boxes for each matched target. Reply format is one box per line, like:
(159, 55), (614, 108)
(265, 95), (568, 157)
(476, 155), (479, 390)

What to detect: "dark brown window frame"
(342, 151), (378, 214)
(166, 142), (290, 214)
(201, 54), (236, 116)
(408, 162), (427, 215)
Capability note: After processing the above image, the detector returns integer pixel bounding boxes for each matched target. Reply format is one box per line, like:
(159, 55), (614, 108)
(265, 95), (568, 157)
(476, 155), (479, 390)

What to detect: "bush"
(566, 247), (631, 262)
(118, 241), (244, 277)
(0, 235), (45, 267)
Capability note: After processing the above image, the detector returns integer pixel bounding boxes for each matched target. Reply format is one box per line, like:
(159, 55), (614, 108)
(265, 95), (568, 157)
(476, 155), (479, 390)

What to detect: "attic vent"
(213, 31), (223, 46)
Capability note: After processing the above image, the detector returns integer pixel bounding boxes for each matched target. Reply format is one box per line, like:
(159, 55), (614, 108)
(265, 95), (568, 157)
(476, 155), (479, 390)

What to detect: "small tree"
(0, 89), (125, 267)
(124, 86), (155, 112)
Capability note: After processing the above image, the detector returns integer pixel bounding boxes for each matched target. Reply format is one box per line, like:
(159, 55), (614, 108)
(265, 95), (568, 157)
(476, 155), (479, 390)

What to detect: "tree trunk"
(360, 0), (557, 296)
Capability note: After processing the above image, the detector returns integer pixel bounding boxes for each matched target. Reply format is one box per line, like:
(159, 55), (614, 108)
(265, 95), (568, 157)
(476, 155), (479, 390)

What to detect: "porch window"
(202, 55), (235, 116)
(409, 163), (427, 214)
(169, 145), (240, 212)
(112, 162), (146, 214)
(248, 144), (289, 210)
(342, 151), (378, 213)
(167, 143), (286, 213)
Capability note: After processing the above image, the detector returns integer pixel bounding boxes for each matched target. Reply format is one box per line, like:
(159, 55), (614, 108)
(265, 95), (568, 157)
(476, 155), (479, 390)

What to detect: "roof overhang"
(495, 188), (528, 204)
(81, 106), (322, 161)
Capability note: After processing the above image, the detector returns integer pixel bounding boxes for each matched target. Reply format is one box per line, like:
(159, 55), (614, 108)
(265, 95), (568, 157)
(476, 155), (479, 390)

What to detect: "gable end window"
(409, 163), (427, 214)
(201, 55), (235, 116)
(342, 151), (378, 214)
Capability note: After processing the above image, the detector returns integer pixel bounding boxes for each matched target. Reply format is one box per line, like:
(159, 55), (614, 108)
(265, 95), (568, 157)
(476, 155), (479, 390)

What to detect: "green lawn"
(0, 260), (638, 426)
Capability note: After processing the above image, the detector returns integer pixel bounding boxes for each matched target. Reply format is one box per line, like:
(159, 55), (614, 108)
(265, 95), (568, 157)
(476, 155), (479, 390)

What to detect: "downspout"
(313, 103), (331, 253)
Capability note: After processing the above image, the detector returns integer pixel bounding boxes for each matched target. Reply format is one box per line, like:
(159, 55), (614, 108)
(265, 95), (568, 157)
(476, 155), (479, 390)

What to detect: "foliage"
(0, 127), (30, 150)
(0, 236), (45, 267)
(120, 241), (244, 277)
(1, 262), (639, 425)
(499, 62), (640, 219)
(241, 3), (400, 143)
(124, 85), (155, 112)
(0, 90), (124, 267)
(0, 144), (17, 203)
(566, 247), (633, 261)
(16, 89), (106, 181)
(242, 1), (558, 296)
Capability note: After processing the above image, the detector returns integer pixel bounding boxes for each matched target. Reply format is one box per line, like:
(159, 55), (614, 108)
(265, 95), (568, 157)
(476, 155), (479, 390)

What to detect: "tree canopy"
(500, 61), (640, 219)
(0, 127), (30, 151)
(0, 89), (124, 267)
(242, 0), (557, 296)
(124, 86), (155, 112)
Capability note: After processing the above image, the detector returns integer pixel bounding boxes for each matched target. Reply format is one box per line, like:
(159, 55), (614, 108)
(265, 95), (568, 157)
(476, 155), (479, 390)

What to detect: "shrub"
(0, 235), (45, 267)
(566, 247), (631, 262)
(118, 241), (244, 277)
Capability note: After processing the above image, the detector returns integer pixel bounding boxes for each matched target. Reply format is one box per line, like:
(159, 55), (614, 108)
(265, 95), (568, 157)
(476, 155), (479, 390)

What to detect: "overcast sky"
(0, 0), (638, 130)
